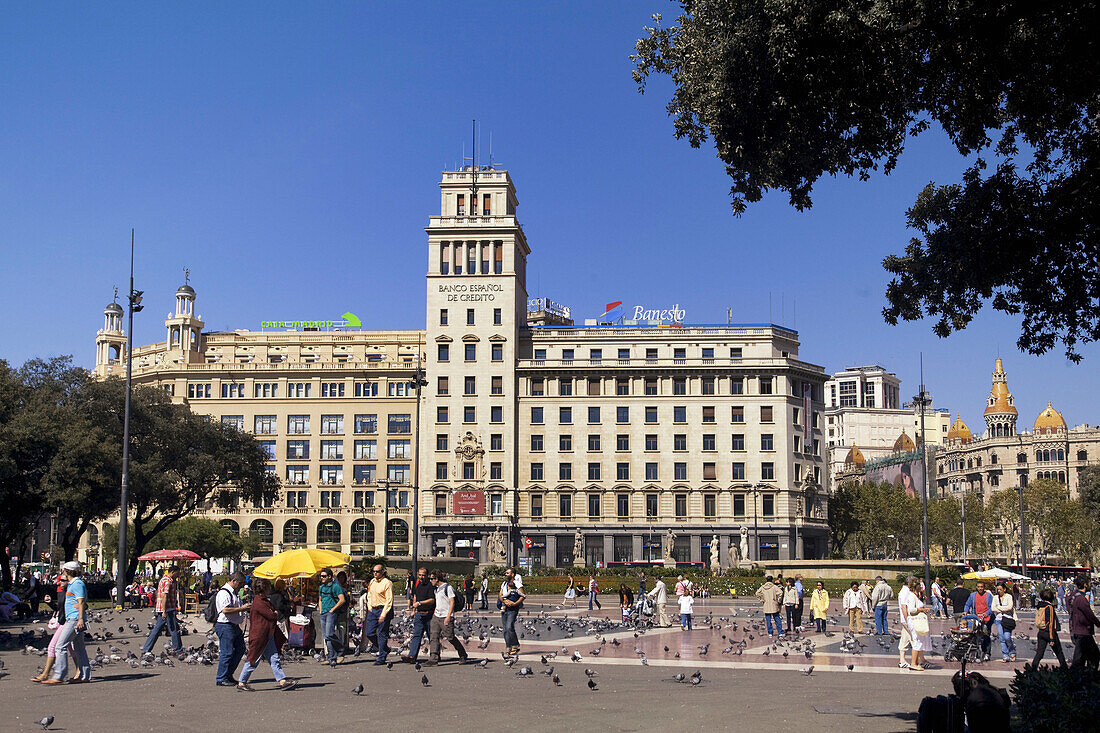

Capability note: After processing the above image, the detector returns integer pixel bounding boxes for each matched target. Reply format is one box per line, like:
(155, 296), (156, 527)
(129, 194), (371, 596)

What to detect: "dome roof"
(1034, 401), (1067, 433)
(946, 414), (972, 442)
(984, 357), (1018, 416)
(844, 445), (865, 467)
(104, 302), (124, 315)
(176, 284), (195, 296)
(893, 429), (916, 453)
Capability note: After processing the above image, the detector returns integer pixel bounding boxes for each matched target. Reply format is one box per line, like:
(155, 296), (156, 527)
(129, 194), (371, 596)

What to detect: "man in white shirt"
(842, 582), (864, 632)
(648, 577), (670, 627)
(427, 570), (468, 664)
(214, 572), (250, 686)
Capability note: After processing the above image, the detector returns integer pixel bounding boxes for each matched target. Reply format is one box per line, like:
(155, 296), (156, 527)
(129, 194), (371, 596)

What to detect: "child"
(679, 591), (694, 630)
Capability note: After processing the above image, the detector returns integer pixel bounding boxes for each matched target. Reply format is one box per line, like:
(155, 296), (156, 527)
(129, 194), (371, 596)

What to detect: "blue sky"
(2, 2), (1095, 433)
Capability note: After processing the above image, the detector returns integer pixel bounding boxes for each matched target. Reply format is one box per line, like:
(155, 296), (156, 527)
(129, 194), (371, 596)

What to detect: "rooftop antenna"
(489, 131), (493, 168)
(183, 267), (190, 285)
(471, 119), (478, 202)
(112, 286), (119, 304)
(727, 308), (732, 325)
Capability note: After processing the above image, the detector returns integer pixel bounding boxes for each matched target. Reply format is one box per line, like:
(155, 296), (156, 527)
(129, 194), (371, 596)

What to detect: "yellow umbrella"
(253, 548), (351, 579)
(960, 567), (1028, 581)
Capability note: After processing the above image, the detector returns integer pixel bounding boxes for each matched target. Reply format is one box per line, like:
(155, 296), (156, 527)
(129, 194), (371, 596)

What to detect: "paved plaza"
(1, 595), (1048, 732)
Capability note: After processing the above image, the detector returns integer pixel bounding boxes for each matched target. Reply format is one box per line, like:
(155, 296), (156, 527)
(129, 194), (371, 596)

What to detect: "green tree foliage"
(828, 480), (921, 559)
(147, 517), (248, 560)
(633, 1), (1100, 360)
(1079, 466), (1100, 522)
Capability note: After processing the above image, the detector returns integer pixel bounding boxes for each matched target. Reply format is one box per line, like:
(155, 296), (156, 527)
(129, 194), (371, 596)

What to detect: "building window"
(644, 377), (658, 395)
(839, 380), (857, 407)
(761, 462), (775, 481)
(646, 493), (658, 517)
(674, 406), (687, 423)
(531, 493), (543, 517)
(675, 494), (687, 517)
(702, 434), (716, 451)
(559, 378), (572, 395)
(674, 462), (687, 480)
(353, 465), (376, 484)
(353, 490), (374, 508)
(645, 463), (658, 481)
(616, 462), (630, 481)
(616, 406), (629, 424)
(702, 406), (715, 423)
(387, 439), (411, 460)
(761, 433), (774, 451)
(321, 382), (344, 398)
(590, 349), (602, 364)
(286, 465), (309, 484)
(387, 464), (410, 484)
(440, 308), (448, 325)
(463, 406), (476, 423)
(531, 407), (544, 424)
(388, 414), (411, 433)
(287, 415), (310, 434)
(255, 382), (279, 398)
(464, 376), (476, 395)
(560, 434), (573, 451)
(588, 493), (601, 518)
(731, 406), (744, 423)
(490, 462), (502, 480)
(531, 463), (544, 481)
(588, 406), (600, 424)
(645, 406), (658, 423)
(255, 415), (277, 434)
(673, 378), (687, 395)
(437, 406), (449, 423)
(530, 377), (543, 396)
(729, 377), (744, 395)
(674, 434), (687, 451)
(531, 434), (544, 451)
(616, 434), (629, 451)
(321, 415), (344, 434)
(437, 376), (449, 396)
(462, 462), (475, 480)
(562, 349), (574, 363)
(188, 383), (211, 399)
(762, 494), (775, 517)
(559, 462), (572, 481)
(491, 344), (503, 361)
(493, 308), (501, 325)
(490, 493), (503, 515)
(674, 348), (686, 362)
(388, 382), (408, 398)
(287, 382), (311, 398)
(221, 383), (244, 399)
(355, 381), (378, 397)
(320, 440), (343, 460)
(645, 347), (658, 362)
(732, 462), (745, 480)
(618, 348), (630, 360)
(490, 405), (503, 423)
(438, 344), (450, 362)
(760, 406), (773, 423)
(559, 493), (572, 518)
(645, 434), (658, 451)
(560, 407), (572, 424)
(587, 378), (601, 395)
(285, 490), (308, 508)
(701, 377), (715, 395)
(617, 494), (629, 518)
(259, 440), (276, 460)
(588, 463), (601, 481)
(490, 375), (503, 395)
(616, 378), (630, 395)
(435, 462), (447, 480)
(732, 433), (745, 451)
(466, 308), (475, 326)
(730, 347), (743, 360)
(464, 344), (476, 361)
(733, 493), (745, 516)
(319, 491), (342, 509)
(759, 377), (773, 395)
(588, 434), (601, 451)
(704, 494), (716, 517)
(490, 433), (502, 450)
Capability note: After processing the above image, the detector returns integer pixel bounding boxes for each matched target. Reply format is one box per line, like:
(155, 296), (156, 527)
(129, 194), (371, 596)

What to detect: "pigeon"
(477, 659), (489, 668)
(552, 674), (561, 686)
(673, 673), (686, 682)
(846, 664), (854, 671)
(516, 666), (532, 677)
(584, 668), (598, 677)
(587, 679), (598, 691)
(640, 656), (648, 666)
(352, 683), (363, 696)
(421, 674), (430, 687)
(801, 665), (814, 676)
(571, 651), (583, 662)
(690, 676), (701, 687)
(38, 717), (54, 730)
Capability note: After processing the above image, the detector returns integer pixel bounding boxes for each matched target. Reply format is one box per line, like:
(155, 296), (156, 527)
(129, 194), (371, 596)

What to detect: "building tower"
(984, 358), (1018, 438)
(422, 165), (530, 563)
(95, 295), (125, 373)
(165, 273), (205, 363)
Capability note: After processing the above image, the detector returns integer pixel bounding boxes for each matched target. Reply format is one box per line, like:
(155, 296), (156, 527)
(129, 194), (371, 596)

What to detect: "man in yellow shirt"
(362, 564), (394, 665)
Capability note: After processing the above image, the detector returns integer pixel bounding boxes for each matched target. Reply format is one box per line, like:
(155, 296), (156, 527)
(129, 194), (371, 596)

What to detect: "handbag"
(912, 613), (929, 635)
(999, 615), (1016, 632)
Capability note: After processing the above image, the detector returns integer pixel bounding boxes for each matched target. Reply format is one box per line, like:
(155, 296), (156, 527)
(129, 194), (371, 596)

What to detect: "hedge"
(1010, 665), (1100, 732)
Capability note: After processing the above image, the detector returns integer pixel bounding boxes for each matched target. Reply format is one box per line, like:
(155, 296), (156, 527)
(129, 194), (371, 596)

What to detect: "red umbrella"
(138, 549), (202, 561)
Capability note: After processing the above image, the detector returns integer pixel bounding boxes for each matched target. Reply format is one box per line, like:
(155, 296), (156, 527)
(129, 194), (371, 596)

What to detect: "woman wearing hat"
(42, 562), (91, 684)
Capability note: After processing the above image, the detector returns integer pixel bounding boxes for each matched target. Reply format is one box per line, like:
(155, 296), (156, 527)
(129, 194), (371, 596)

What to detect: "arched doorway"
(283, 519), (307, 546)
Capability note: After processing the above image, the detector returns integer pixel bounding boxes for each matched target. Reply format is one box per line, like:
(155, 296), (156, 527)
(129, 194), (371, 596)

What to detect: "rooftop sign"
(260, 311), (362, 329)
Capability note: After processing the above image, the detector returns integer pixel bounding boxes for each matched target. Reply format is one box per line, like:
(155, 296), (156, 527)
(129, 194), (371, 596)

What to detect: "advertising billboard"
(863, 452), (925, 499)
(452, 490), (486, 515)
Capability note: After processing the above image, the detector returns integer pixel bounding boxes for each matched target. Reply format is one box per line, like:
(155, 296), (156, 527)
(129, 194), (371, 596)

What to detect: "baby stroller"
(624, 595), (655, 628)
(942, 626), (984, 663)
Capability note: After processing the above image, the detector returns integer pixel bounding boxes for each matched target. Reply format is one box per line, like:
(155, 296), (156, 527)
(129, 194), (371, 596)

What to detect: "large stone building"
(934, 358), (1100, 499)
(90, 166), (830, 569)
(824, 365), (952, 482)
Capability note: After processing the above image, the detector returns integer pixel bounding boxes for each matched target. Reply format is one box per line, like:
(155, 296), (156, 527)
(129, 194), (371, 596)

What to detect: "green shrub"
(1009, 665), (1100, 732)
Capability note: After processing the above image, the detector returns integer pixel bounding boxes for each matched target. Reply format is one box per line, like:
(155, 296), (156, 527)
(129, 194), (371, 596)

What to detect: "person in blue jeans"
(499, 568), (526, 655)
(871, 576), (894, 634)
(43, 562), (91, 685)
(213, 572), (250, 686)
(317, 568), (348, 666)
(401, 567), (435, 662)
(588, 576), (601, 610)
(361, 564), (394, 665)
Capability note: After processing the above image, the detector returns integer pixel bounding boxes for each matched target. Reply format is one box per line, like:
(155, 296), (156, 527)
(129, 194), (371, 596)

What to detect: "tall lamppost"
(115, 230), (143, 607)
(407, 359), (427, 580)
(959, 494), (967, 564)
(1018, 483), (1027, 577)
(912, 357), (933, 600)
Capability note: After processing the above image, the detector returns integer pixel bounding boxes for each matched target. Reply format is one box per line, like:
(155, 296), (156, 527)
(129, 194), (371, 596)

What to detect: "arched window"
(220, 519), (240, 535)
(317, 519), (341, 544)
(351, 519), (375, 544)
(1057, 449), (1064, 461)
(1036, 450), (1042, 462)
(87, 525), (100, 547)
(386, 518), (409, 542)
(283, 519), (307, 545)
(249, 519), (273, 545)
(1078, 450), (1088, 462)
(1059, 471), (1066, 483)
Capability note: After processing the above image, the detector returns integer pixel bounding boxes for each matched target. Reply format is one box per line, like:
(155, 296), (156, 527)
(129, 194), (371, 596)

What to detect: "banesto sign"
(631, 303), (686, 322)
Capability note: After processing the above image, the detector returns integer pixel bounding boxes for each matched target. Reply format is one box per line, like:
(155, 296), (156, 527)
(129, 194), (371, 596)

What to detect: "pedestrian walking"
(588, 576), (601, 610)
(678, 589), (694, 630)
(899, 576), (929, 670)
(479, 573), (489, 610)
(638, 573), (647, 597)
(843, 581), (863, 632)
(811, 582), (830, 633)
(859, 579), (873, 620)
(213, 571), (250, 686)
(237, 579), (297, 691)
(755, 576), (784, 637)
(564, 574), (577, 606)
(1031, 587), (1068, 669)
(141, 566), (183, 654)
(30, 583), (78, 683)
(464, 574), (476, 612)
(947, 578), (970, 625)
(871, 576), (894, 634)
(1069, 574), (1100, 670)
(931, 577), (946, 619)
(619, 583), (635, 623)
(402, 567), (434, 662)
(317, 567), (348, 666)
(783, 579), (799, 633)
(38, 564), (89, 685)
(794, 575), (805, 629)
(499, 568), (525, 656)
(361, 564), (394, 665)
(428, 570), (468, 664)
(991, 582), (1017, 663)
(647, 576), (669, 627)
(964, 581), (995, 661)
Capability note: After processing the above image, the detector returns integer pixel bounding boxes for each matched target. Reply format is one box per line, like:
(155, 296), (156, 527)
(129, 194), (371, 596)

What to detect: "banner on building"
(863, 451), (925, 499)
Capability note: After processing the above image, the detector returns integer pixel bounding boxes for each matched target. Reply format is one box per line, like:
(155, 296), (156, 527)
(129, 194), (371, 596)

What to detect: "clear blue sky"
(2, 2), (1095, 433)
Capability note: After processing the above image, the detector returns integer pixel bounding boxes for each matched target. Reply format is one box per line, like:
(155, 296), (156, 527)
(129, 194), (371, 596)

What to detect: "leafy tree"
(633, 1), (1099, 360)
(830, 480), (921, 559)
(1079, 466), (1100, 522)
(147, 517), (246, 559)
(827, 480), (859, 554)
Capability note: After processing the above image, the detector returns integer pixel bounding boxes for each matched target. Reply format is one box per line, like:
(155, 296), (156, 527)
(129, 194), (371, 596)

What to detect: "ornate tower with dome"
(983, 358), (1018, 438)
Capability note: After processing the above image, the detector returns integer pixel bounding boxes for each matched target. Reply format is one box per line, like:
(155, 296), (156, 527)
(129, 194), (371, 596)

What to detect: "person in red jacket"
(1069, 574), (1100, 670)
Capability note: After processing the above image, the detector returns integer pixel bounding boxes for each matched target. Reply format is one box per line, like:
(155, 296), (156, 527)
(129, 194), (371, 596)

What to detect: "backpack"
(451, 584), (466, 613)
(203, 588), (231, 624)
(1036, 603), (1059, 632)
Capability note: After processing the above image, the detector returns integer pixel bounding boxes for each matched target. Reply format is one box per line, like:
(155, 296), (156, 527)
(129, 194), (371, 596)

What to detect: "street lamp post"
(115, 230), (143, 608)
(960, 494), (967, 564)
(1018, 483), (1027, 578)
(408, 360), (427, 581)
(912, 356), (933, 601)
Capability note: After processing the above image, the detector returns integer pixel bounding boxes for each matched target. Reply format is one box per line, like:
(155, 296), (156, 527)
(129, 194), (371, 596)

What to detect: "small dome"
(1034, 401), (1067, 434)
(176, 284), (195, 296)
(946, 414), (972, 443)
(844, 445), (865, 467)
(893, 429), (916, 453)
(104, 302), (124, 315)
